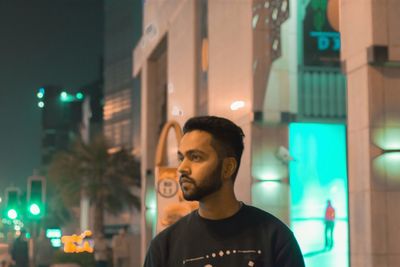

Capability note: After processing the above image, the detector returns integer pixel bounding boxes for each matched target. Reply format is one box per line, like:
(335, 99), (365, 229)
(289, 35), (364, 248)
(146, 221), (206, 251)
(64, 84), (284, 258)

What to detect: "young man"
(144, 116), (305, 267)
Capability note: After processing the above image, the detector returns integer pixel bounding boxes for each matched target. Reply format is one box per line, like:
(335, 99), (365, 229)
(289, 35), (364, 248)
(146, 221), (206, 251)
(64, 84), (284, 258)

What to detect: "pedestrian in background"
(94, 232), (109, 267)
(11, 230), (28, 267)
(324, 199), (336, 249)
(111, 226), (130, 267)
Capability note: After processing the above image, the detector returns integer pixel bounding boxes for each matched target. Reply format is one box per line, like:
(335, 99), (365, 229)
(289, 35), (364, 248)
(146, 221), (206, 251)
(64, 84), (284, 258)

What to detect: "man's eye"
(177, 156), (183, 162)
(191, 154), (201, 161)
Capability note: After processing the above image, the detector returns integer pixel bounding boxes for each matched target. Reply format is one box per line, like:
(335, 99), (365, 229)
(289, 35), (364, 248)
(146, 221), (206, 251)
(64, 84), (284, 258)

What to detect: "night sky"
(0, 0), (103, 192)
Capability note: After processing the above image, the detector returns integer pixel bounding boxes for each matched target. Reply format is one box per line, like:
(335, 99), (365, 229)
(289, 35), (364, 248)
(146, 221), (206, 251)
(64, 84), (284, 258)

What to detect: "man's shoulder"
(243, 204), (293, 233)
(152, 210), (197, 243)
(243, 204), (280, 220)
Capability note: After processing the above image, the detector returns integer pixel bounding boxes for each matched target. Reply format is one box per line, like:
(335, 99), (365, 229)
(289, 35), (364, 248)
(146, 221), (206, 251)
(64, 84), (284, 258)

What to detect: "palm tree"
(48, 135), (140, 235)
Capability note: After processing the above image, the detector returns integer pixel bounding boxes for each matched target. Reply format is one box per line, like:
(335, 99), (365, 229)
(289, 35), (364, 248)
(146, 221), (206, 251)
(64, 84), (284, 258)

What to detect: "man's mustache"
(179, 175), (195, 184)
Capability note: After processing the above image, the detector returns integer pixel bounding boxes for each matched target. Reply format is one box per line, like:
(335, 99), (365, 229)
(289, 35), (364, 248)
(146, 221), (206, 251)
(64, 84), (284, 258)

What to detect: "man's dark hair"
(182, 116), (245, 182)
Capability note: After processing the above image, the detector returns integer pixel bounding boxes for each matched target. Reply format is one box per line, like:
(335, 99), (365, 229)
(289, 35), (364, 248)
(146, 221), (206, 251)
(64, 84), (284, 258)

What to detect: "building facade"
(132, 0), (400, 266)
(341, 1), (400, 266)
(133, 0), (294, 262)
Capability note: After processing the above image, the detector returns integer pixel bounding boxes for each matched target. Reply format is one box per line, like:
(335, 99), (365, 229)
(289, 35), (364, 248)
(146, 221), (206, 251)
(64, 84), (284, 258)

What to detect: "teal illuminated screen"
(289, 123), (349, 267)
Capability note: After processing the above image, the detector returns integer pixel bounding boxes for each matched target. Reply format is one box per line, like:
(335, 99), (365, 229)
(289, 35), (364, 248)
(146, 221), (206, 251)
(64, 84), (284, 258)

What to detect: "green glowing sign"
(51, 238), (62, 248)
(46, 228), (62, 239)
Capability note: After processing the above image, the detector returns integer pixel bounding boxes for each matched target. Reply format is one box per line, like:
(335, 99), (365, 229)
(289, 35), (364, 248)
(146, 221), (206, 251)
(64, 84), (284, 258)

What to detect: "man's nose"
(177, 159), (190, 175)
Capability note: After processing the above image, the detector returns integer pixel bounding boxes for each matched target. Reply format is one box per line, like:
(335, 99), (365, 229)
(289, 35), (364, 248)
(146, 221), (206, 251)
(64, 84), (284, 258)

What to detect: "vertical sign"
(303, 0), (340, 67)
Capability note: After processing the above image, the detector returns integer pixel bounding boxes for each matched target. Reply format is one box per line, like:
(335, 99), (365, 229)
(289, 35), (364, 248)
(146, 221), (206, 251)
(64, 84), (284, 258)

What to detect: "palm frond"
(47, 134), (141, 232)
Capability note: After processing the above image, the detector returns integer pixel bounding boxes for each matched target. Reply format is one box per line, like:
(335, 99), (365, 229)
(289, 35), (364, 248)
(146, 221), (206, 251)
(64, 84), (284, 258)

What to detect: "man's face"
(177, 130), (223, 201)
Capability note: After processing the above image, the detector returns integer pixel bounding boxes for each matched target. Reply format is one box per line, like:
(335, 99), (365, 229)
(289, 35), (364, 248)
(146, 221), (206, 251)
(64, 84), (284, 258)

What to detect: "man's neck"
(197, 188), (242, 220)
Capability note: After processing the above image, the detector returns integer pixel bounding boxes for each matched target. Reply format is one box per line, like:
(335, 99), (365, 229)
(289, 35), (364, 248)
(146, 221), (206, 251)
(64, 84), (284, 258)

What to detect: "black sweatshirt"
(144, 204), (305, 267)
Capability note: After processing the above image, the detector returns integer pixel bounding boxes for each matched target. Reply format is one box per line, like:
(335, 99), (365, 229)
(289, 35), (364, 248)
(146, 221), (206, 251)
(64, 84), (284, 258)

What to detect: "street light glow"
(230, 100), (245, 111)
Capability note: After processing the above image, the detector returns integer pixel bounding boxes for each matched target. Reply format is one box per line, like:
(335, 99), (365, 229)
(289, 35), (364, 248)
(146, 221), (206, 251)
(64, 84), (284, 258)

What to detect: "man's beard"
(179, 162), (223, 201)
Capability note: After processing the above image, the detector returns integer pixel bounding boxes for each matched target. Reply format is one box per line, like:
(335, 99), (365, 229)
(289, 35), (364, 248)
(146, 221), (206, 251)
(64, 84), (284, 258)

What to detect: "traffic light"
(37, 87), (45, 99)
(37, 87), (45, 109)
(75, 92), (84, 100)
(59, 91), (84, 102)
(5, 188), (20, 220)
(27, 176), (46, 219)
(60, 91), (69, 101)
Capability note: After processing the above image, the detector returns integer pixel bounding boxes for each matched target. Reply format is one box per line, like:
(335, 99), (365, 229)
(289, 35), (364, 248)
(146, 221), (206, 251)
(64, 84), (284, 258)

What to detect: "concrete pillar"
(340, 0), (400, 266)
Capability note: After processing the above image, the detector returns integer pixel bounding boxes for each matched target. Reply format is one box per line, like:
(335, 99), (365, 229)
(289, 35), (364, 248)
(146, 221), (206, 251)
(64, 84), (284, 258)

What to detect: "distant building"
(102, 1), (143, 266)
(103, 0), (142, 157)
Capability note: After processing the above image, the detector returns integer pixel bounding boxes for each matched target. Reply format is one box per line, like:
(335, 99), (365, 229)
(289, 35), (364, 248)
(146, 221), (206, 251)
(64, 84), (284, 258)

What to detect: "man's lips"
(179, 176), (195, 185)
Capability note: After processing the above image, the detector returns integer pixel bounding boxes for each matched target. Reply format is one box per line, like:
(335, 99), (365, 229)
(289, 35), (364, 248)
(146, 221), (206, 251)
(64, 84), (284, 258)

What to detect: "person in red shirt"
(324, 200), (335, 250)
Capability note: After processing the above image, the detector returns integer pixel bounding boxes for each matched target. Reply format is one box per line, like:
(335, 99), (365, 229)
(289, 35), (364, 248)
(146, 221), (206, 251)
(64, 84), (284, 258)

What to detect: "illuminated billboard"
(289, 123), (349, 267)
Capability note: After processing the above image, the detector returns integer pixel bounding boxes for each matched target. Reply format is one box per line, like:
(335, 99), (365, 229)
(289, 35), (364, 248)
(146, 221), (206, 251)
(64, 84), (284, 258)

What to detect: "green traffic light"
(7, 209), (18, 220)
(76, 92), (84, 100)
(29, 203), (41, 215)
(37, 92), (44, 99)
(38, 101), (45, 108)
(60, 91), (68, 101)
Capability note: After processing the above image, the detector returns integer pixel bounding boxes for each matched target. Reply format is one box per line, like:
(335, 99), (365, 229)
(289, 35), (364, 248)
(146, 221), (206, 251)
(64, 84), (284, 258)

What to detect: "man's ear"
(222, 157), (237, 180)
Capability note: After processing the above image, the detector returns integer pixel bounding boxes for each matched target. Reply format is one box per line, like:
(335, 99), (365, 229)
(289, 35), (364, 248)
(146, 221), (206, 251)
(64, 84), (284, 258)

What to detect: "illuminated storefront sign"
(309, 31), (340, 51)
(61, 230), (93, 253)
(46, 228), (62, 248)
